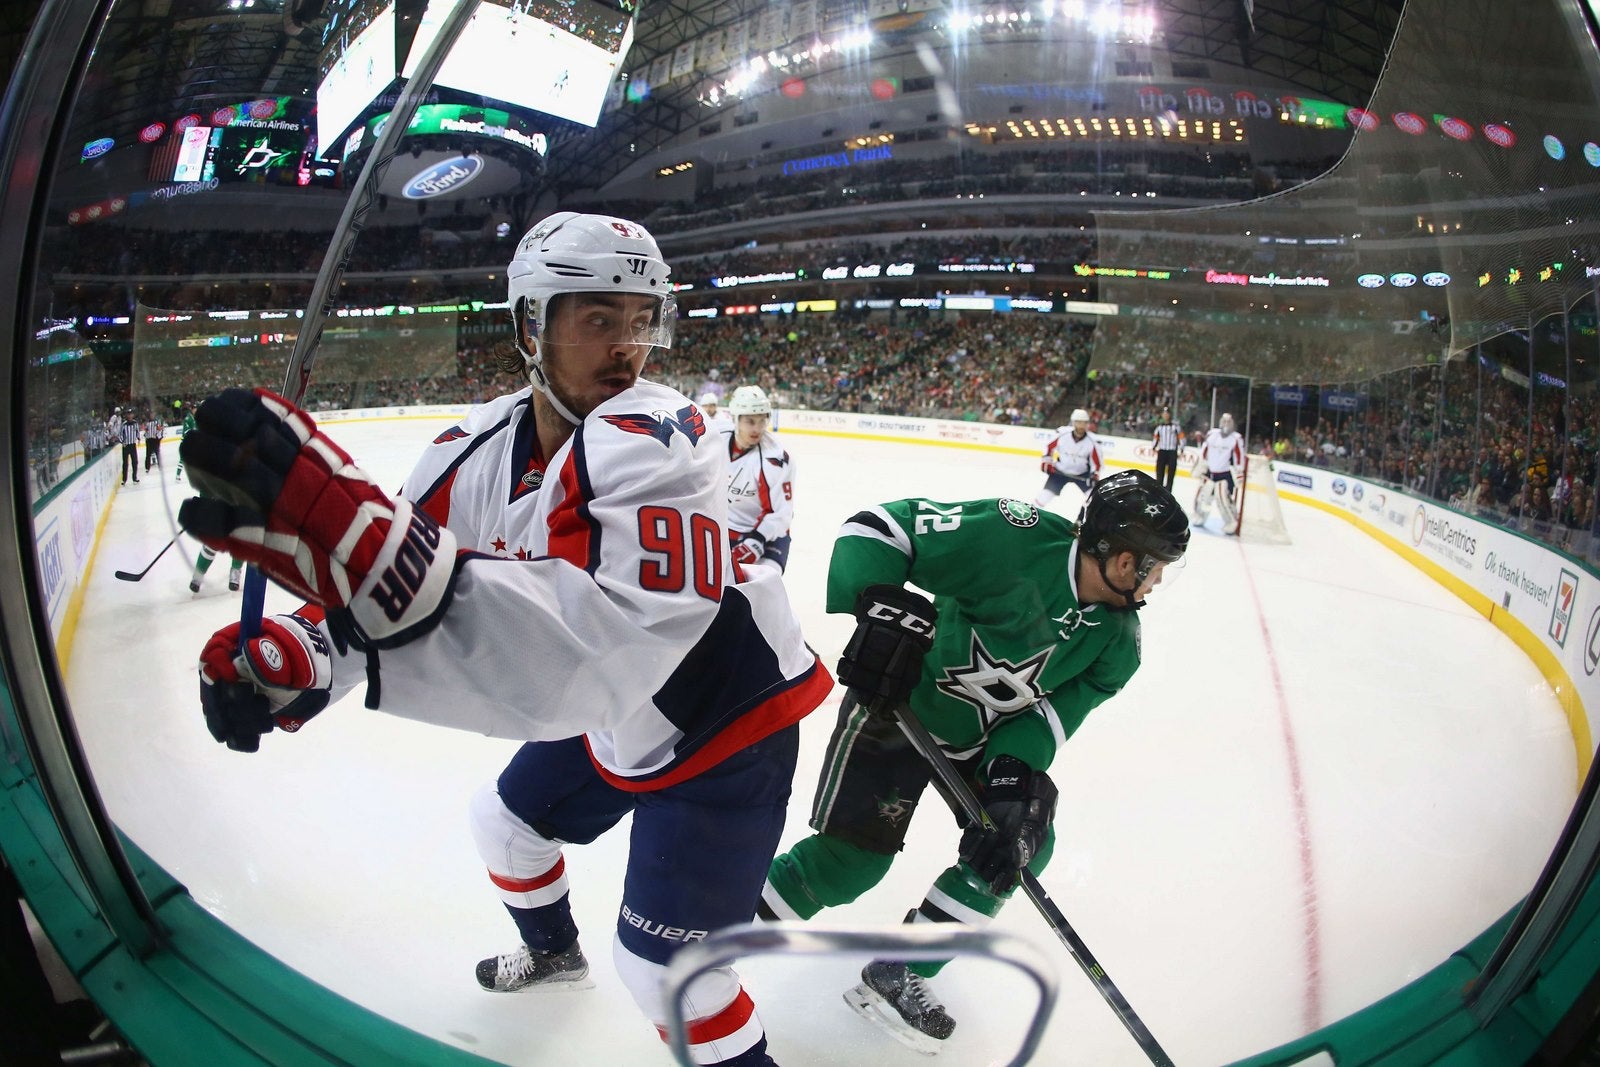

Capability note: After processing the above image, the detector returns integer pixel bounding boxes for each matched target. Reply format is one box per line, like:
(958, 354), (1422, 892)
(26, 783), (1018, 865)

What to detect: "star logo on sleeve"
(492, 537), (507, 553)
(934, 633), (1053, 726)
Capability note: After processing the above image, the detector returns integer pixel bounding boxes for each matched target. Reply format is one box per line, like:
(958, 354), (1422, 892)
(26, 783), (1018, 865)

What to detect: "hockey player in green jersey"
(173, 401), (197, 483)
(759, 469), (1189, 1052)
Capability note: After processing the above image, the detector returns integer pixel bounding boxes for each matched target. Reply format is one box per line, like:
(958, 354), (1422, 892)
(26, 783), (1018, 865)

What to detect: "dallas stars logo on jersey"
(934, 632), (1053, 726)
(997, 498), (1040, 527)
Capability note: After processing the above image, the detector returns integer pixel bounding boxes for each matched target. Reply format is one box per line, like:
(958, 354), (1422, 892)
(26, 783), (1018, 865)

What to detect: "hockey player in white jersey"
(1193, 412), (1245, 529)
(177, 212), (831, 1067)
(701, 391), (734, 433)
(1035, 408), (1102, 509)
(721, 385), (795, 575)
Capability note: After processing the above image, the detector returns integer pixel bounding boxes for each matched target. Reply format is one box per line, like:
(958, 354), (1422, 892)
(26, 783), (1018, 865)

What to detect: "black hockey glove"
(837, 584), (937, 717)
(959, 756), (1059, 896)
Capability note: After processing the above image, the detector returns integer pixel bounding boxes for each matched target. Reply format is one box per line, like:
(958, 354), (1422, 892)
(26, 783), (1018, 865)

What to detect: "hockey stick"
(113, 537), (176, 582)
(862, 693), (1178, 1067)
(236, 0), (482, 638)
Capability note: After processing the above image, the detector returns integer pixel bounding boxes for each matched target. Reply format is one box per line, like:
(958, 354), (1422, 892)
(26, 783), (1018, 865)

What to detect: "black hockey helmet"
(1079, 470), (1189, 607)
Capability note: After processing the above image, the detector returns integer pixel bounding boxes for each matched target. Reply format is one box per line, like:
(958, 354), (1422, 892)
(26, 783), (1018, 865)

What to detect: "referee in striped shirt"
(119, 412), (141, 485)
(1152, 408), (1181, 490)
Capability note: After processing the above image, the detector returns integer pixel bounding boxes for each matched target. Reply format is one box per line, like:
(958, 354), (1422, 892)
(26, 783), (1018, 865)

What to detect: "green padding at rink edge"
(1225, 886), (1600, 1067)
(0, 758), (498, 1065)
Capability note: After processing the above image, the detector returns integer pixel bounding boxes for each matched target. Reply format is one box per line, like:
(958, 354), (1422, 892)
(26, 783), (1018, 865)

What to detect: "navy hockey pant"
(493, 724), (799, 966)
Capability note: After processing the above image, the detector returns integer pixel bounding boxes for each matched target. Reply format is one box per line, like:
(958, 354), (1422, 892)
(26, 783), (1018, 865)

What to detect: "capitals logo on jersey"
(432, 424), (470, 445)
(600, 405), (706, 448)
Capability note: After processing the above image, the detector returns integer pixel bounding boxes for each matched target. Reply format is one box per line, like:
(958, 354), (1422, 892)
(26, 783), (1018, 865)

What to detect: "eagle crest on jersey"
(933, 632), (1053, 726)
(599, 405), (706, 448)
(433, 425), (469, 444)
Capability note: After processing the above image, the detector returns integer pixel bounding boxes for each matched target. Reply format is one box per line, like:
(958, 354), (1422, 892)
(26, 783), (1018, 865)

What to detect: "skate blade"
(489, 967), (594, 994)
(842, 983), (942, 1056)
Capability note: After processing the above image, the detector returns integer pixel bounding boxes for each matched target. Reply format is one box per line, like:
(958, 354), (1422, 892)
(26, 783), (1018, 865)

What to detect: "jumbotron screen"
(169, 123), (309, 184)
(402, 0), (633, 128)
(315, 0), (398, 150)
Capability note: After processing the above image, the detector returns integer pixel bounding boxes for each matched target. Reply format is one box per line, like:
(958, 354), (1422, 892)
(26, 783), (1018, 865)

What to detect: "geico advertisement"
(1274, 460), (1599, 742)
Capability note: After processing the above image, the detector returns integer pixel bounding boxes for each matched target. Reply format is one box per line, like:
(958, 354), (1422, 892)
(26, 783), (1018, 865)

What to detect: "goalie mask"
(507, 212), (676, 425)
(1078, 469), (1189, 610)
(1220, 412), (1235, 434)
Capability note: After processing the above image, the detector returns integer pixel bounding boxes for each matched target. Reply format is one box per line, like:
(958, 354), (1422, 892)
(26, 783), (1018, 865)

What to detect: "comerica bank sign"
(780, 144), (894, 176)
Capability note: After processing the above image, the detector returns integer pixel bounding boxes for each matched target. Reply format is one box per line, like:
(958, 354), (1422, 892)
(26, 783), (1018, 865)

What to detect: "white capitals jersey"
(722, 428), (795, 543)
(1042, 428), (1102, 479)
(319, 381), (831, 789)
(1200, 428), (1245, 473)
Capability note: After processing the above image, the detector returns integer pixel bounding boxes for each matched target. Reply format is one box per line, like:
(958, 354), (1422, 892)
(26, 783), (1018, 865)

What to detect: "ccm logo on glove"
(865, 602), (936, 637)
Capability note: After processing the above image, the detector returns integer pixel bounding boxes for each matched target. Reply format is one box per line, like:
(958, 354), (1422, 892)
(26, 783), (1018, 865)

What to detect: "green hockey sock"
(765, 834), (893, 918)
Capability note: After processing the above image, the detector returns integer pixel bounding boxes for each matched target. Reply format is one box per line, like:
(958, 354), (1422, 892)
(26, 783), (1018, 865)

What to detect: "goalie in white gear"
(721, 385), (796, 575)
(1035, 408), (1102, 509)
(1193, 412), (1245, 530)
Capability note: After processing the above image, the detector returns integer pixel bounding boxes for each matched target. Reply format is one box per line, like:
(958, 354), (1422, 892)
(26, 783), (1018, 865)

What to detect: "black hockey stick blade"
(855, 692), (1179, 1067)
(114, 537), (176, 581)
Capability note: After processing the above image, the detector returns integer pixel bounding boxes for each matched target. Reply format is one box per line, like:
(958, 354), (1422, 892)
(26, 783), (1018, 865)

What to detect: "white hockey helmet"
(1220, 412), (1235, 433)
(727, 385), (773, 417)
(507, 212), (675, 424)
(1071, 407), (1090, 425)
(699, 392), (720, 409)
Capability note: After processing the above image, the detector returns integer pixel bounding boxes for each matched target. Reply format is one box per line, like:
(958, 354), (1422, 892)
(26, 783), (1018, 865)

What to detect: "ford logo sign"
(1422, 272), (1450, 286)
(403, 154), (484, 199)
(81, 137), (114, 160)
(1357, 273), (1385, 288)
(1390, 272), (1417, 287)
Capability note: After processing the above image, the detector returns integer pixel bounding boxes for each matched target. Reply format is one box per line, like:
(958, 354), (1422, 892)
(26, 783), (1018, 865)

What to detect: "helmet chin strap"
(515, 318), (584, 427)
(1094, 553), (1145, 612)
(527, 355), (584, 427)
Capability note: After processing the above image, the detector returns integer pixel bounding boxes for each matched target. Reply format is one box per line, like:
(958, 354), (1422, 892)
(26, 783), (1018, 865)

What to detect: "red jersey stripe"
(418, 467), (457, 528)
(587, 657), (833, 793)
(546, 452), (596, 571)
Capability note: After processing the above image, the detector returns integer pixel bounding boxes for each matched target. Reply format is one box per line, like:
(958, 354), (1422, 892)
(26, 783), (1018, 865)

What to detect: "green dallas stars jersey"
(827, 496), (1141, 772)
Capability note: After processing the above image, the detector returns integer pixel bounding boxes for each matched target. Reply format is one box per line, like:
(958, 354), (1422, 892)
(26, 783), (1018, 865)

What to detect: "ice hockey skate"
(475, 942), (592, 992)
(843, 960), (955, 1055)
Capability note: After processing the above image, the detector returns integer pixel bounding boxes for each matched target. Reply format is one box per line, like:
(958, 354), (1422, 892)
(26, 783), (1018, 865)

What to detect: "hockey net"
(1232, 454), (1292, 544)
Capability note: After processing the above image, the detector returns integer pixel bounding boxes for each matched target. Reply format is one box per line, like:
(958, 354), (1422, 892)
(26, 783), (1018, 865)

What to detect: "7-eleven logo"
(1550, 568), (1579, 647)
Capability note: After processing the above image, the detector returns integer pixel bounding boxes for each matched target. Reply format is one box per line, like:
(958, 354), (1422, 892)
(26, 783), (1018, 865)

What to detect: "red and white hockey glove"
(177, 388), (458, 648)
(730, 533), (765, 567)
(199, 614), (332, 752)
(1040, 457), (1055, 474)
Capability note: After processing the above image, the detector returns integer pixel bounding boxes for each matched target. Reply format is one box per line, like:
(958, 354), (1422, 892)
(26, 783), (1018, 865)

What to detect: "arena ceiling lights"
(702, 26), (876, 105)
(946, 2), (1159, 42)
